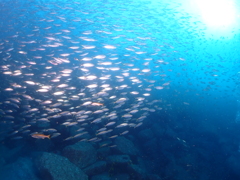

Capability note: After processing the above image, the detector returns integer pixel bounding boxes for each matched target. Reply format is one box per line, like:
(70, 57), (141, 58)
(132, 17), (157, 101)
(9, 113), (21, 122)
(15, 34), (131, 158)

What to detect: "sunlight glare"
(194, 0), (237, 28)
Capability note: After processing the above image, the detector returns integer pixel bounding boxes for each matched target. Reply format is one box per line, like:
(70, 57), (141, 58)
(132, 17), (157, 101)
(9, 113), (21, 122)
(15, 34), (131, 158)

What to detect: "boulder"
(137, 129), (154, 142)
(127, 164), (147, 180)
(151, 123), (165, 138)
(97, 147), (111, 160)
(0, 157), (39, 180)
(106, 155), (131, 166)
(114, 137), (138, 156)
(62, 141), (97, 168)
(91, 173), (111, 180)
(83, 161), (107, 176)
(227, 153), (240, 177)
(35, 152), (88, 180)
(147, 174), (162, 180)
(142, 138), (160, 159)
(111, 173), (130, 180)
(0, 144), (24, 164)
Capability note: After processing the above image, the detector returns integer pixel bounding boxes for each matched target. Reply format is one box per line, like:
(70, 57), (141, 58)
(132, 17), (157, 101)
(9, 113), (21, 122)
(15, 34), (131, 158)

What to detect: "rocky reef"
(0, 116), (238, 180)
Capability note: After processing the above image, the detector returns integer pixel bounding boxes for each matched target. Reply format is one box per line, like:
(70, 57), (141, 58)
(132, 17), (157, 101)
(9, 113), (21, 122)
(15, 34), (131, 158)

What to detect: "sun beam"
(194, 0), (237, 28)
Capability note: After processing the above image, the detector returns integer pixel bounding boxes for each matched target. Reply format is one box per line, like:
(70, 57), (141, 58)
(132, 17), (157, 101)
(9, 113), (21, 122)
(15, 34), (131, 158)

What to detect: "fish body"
(31, 133), (50, 139)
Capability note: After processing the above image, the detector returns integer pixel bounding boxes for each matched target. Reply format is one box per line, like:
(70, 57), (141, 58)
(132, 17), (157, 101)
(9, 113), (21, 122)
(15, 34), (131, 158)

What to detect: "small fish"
(31, 133), (50, 139)
(91, 102), (104, 106)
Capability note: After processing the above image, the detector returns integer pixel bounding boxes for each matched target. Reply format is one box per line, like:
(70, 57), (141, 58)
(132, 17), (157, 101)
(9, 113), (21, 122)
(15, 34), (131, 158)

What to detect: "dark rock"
(97, 147), (111, 160)
(227, 153), (240, 177)
(83, 161), (107, 176)
(139, 158), (160, 175)
(36, 152), (88, 180)
(136, 157), (148, 173)
(114, 137), (138, 156)
(127, 164), (147, 180)
(91, 173), (111, 180)
(62, 141), (97, 168)
(147, 174), (162, 180)
(165, 160), (191, 180)
(111, 173), (130, 180)
(142, 138), (159, 158)
(106, 155), (131, 166)
(0, 157), (39, 180)
(164, 127), (177, 139)
(0, 144), (24, 164)
(138, 129), (154, 142)
(151, 123), (166, 138)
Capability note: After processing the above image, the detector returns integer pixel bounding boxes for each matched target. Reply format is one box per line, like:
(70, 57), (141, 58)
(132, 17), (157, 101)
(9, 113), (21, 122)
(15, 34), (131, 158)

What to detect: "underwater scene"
(0, 0), (240, 179)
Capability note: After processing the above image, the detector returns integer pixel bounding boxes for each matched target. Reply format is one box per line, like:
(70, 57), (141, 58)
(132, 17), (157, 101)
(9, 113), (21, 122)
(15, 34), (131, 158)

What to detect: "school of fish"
(0, 1), (171, 146)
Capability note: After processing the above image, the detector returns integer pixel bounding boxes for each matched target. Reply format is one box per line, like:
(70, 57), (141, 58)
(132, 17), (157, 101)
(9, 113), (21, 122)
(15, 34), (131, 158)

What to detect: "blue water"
(1, 0), (240, 179)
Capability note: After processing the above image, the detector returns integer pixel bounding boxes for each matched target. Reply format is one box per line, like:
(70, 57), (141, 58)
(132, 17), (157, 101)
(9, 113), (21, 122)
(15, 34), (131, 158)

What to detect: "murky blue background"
(1, 0), (240, 179)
